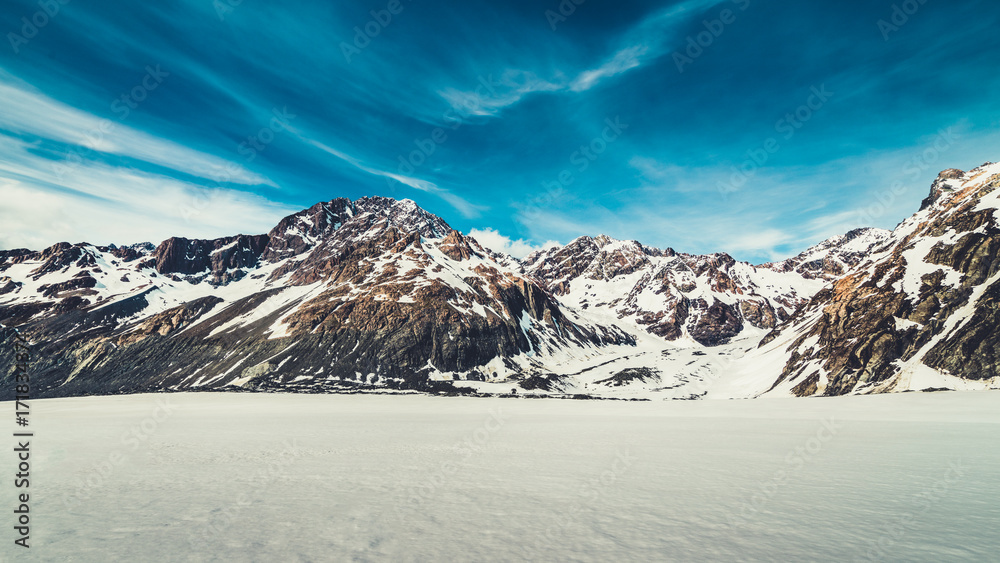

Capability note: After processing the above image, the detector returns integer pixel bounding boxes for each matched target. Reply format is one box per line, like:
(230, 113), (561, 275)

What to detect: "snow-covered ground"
(3, 391), (999, 562)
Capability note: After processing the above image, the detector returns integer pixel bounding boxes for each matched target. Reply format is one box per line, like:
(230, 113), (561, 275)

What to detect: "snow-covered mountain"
(2, 163), (999, 400)
(0, 197), (632, 398)
(761, 227), (893, 280)
(717, 162), (1000, 397)
(520, 233), (875, 347)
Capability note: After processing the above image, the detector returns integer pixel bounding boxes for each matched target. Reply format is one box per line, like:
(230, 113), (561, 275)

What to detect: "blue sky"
(1, 0), (998, 261)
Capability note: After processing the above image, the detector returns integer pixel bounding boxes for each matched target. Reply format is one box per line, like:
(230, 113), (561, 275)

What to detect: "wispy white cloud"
(466, 228), (559, 259)
(437, 70), (564, 119)
(571, 45), (648, 92)
(0, 76), (274, 187)
(804, 209), (868, 238)
(721, 229), (797, 261)
(437, 0), (724, 113)
(570, 0), (725, 92)
(629, 156), (688, 184)
(0, 134), (298, 250)
(296, 133), (485, 219)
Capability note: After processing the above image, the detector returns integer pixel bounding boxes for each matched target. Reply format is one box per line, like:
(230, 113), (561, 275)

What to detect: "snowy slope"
(522, 235), (827, 346)
(722, 162), (1000, 398)
(762, 227), (893, 280)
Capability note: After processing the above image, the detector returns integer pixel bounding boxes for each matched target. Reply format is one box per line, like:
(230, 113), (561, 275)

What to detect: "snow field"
(2, 391), (999, 562)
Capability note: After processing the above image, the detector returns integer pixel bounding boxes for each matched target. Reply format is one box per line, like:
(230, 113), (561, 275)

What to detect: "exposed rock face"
(1, 242), (154, 278)
(686, 299), (743, 346)
(30, 242), (95, 279)
(0, 249), (35, 268)
(740, 299), (777, 329)
(0, 197), (632, 399)
(922, 279), (1000, 378)
(523, 236), (823, 345)
(38, 272), (98, 298)
(108, 242), (155, 262)
(262, 198), (354, 262)
(759, 163), (1000, 396)
(761, 228), (893, 281)
(596, 367), (661, 387)
(153, 234), (270, 284)
(438, 230), (477, 261)
(921, 168), (967, 210)
(0, 278), (20, 295)
(116, 296), (224, 346)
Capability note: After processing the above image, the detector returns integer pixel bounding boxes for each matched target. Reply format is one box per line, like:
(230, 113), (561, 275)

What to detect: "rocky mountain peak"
(755, 162), (1000, 397)
(524, 233), (823, 346)
(152, 234), (271, 285)
(263, 198), (354, 262)
(353, 196), (451, 239)
(105, 242), (155, 262)
(592, 234), (615, 248)
(439, 230), (487, 261)
(921, 168), (968, 210)
(262, 196), (451, 264)
(31, 242), (98, 279)
(762, 227), (892, 280)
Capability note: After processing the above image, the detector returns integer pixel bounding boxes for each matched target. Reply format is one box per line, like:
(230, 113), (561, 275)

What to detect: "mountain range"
(2, 162), (999, 400)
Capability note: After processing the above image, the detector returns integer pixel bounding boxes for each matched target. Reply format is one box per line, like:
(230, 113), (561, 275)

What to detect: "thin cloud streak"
(296, 134), (485, 219)
(0, 75), (274, 187)
(0, 135), (298, 250)
(1, 0), (996, 259)
(436, 0), (725, 114)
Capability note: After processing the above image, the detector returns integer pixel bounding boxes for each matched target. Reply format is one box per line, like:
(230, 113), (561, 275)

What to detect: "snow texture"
(3, 391), (998, 562)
